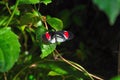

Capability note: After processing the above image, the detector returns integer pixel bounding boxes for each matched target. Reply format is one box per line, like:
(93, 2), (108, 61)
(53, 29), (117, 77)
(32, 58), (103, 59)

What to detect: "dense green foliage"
(0, 27), (20, 72)
(0, 0), (119, 80)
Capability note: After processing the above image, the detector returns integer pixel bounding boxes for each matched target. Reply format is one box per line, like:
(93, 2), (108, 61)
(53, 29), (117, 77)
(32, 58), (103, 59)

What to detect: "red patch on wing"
(45, 32), (51, 40)
(64, 31), (69, 39)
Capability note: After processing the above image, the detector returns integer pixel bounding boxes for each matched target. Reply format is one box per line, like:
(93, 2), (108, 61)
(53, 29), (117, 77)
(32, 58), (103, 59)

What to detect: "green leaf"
(47, 17), (63, 30)
(40, 43), (56, 58)
(35, 25), (46, 44)
(20, 12), (39, 25)
(48, 71), (62, 76)
(20, 13), (33, 25)
(19, 0), (40, 4)
(19, 0), (52, 5)
(40, 0), (52, 5)
(0, 27), (20, 72)
(93, 0), (120, 25)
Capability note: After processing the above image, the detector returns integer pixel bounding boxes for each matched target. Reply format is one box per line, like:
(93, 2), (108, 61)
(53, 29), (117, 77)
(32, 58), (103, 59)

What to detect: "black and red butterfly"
(42, 30), (73, 43)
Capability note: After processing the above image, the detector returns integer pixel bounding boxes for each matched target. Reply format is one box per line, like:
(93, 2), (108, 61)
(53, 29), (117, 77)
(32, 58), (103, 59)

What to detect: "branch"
(54, 49), (104, 80)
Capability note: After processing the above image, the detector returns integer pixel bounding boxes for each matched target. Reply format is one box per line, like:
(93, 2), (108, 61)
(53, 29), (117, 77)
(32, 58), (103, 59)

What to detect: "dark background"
(40, 0), (119, 79)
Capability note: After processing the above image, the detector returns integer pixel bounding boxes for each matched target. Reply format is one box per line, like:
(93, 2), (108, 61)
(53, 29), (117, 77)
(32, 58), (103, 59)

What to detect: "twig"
(41, 16), (48, 30)
(5, 0), (20, 27)
(54, 49), (104, 80)
(5, 3), (12, 14)
(69, 60), (103, 80)
(3, 72), (7, 80)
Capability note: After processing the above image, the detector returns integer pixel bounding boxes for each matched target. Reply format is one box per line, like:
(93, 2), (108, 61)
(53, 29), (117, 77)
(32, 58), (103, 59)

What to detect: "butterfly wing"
(42, 31), (54, 43)
(55, 31), (74, 40)
(50, 33), (66, 43)
(51, 31), (73, 43)
(42, 30), (73, 43)
(63, 31), (74, 40)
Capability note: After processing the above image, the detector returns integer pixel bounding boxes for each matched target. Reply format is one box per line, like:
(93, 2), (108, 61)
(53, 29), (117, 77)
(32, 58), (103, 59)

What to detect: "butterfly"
(42, 30), (74, 43)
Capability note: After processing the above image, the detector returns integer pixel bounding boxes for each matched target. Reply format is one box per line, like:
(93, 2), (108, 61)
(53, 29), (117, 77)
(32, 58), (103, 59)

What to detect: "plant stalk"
(5, 0), (19, 27)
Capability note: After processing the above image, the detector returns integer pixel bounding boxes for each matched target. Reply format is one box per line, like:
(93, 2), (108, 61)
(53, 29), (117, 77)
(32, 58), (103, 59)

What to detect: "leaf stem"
(41, 16), (48, 30)
(5, 3), (12, 14)
(5, 0), (19, 27)
(3, 72), (7, 80)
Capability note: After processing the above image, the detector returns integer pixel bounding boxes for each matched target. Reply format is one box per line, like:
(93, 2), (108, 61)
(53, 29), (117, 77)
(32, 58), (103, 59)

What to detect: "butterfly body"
(42, 31), (73, 43)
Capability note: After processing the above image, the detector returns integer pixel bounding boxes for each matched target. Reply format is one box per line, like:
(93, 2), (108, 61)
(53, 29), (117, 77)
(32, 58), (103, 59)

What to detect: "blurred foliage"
(110, 76), (120, 80)
(93, 0), (120, 25)
(0, 0), (119, 80)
